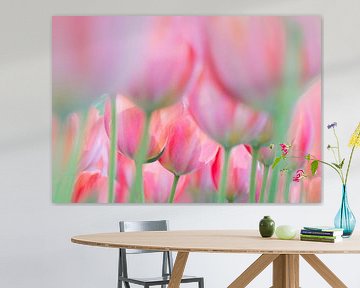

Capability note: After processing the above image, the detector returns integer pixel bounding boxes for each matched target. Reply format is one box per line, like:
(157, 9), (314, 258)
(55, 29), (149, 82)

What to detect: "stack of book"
(300, 226), (344, 243)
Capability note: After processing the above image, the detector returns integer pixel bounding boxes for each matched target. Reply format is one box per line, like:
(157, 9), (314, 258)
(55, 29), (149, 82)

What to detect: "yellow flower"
(349, 122), (360, 147)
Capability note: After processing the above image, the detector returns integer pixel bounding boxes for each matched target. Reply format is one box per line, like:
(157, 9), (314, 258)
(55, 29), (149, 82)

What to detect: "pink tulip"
(188, 69), (271, 149)
(288, 16), (322, 83)
(143, 161), (189, 203)
(159, 104), (218, 176)
(53, 16), (195, 115)
(211, 145), (252, 202)
(287, 79), (322, 169)
(280, 79), (321, 202)
(52, 16), (128, 114)
(72, 171), (108, 203)
(186, 159), (218, 202)
(104, 96), (168, 161)
(114, 153), (191, 203)
(79, 108), (109, 174)
(120, 17), (196, 112)
(115, 152), (135, 203)
(258, 145), (276, 167)
(202, 16), (286, 109)
(245, 144), (275, 202)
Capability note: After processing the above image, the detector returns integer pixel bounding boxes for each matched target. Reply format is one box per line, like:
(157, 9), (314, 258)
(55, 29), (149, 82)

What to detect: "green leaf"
(305, 154), (311, 161)
(332, 162), (341, 169)
(146, 147), (165, 163)
(311, 160), (319, 176)
(272, 156), (282, 169)
(339, 158), (345, 169)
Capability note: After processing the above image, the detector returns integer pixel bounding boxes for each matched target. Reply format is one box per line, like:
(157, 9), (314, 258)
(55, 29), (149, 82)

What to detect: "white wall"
(1, 0), (360, 287)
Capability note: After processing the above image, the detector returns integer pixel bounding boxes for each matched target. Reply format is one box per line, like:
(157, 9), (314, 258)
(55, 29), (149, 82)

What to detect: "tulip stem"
(130, 111), (152, 203)
(284, 170), (293, 203)
(169, 174), (180, 203)
(249, 146), (260, 203)
(107, 97), (117, 203)
(268, 167), (279, 203)
(218, 147), (231, 203)
(259, 165), (270, 203)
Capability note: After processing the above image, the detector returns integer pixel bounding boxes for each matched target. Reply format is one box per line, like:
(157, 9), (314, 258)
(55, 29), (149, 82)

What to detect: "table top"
(71, 230), (360, 254)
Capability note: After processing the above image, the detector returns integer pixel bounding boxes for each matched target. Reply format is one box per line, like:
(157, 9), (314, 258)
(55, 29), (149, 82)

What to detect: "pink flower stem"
(249, 146), (260, 203)
(284, 169), (293, 203)
(130, 111), (152, 203)
(218, 147), (232, 203)
(268, 167), (279, 203)
(168, 174), (180, 203)
(259, 165), (270, 203)
(55, 111), (87, 202)
(107, 97), (117, 203)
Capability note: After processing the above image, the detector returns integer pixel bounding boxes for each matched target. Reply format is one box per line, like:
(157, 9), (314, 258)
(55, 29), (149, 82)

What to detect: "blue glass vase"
(334, 185), (356, 237)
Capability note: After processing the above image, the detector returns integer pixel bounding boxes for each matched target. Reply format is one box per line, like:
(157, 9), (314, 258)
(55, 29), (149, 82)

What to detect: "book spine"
(300, 230), (335, 236)
(300, 234), (337, 240)
(300, 237), (336, 243)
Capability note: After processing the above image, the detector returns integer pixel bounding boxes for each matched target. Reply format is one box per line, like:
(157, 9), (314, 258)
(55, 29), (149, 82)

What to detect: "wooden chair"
(118, 220), (204, 288)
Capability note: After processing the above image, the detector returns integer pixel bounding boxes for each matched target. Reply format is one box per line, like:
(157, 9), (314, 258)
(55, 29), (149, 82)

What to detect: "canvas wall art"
(52, 16), (322, 204)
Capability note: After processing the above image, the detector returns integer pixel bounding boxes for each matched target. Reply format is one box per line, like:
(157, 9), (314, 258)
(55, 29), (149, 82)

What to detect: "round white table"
(72, 230), (360, 287)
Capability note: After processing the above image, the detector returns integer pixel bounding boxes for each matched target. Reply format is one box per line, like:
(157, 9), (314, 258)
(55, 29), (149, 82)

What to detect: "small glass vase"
(334, 185), (356, 237)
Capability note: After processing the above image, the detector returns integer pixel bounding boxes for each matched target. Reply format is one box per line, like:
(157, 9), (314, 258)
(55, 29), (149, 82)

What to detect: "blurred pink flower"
(72, 171), (108, 203)
(52, 16), (128, 114)
(202, 16), (286, 109)
(186, 159), (218, 202)
(115, 152), (135, 203)
(211, 145), (252, 202)
(289, 16), (322, 83)
(104, 96), (168, 161)
(53, 16), (195, 115)
(121, 17), (196, 112)
(159, 104), (218, 176)
(79, 108), (109, 174)
(287, 79), (322, 169)
(246, 144), (276, 167)
(304, 176), (322, 203)
(188, 69), (271, 149)
(143, 161), (189, 203)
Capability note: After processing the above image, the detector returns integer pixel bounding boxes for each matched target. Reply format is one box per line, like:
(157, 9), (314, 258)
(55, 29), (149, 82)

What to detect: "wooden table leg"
(272, 254), (299, 288)
(168, 252), (189, 288)
(301, 254), (347, 288)
(228, 254), (279, 288)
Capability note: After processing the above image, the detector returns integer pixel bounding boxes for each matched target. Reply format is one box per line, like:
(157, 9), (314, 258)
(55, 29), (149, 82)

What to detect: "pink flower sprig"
(280, 143), (291, 156)
(272, 122), (360, 186)
(293, 169), (306, 182)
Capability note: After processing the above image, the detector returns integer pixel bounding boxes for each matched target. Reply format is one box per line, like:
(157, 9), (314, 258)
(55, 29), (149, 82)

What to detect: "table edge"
(71, 237), (360, 255)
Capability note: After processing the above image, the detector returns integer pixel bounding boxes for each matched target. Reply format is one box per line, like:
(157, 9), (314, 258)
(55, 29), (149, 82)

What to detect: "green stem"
(107, 97), (117, 203)
(218, 147), (231, 203)
(249, 146), (260, 203)
(130, 111), (152, 203)
(284, 170), (293, 203)
(287, 155), (344, 183)
(333, 128), (345, 181)
(259, 165), (270, 203)
(168, 174), (180, 203)
(268, 167), (279, 203)
(345, 145), (356, 185)
(317, 159), (344, 183)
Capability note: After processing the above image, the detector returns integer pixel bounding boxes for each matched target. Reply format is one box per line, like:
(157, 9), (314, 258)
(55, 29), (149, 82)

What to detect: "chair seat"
(119, 274), (203, 286)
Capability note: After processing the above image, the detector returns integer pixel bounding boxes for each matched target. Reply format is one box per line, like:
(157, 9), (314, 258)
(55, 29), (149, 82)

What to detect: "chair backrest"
(118, 220), (174, 282)
(119, 220), (169, 254)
